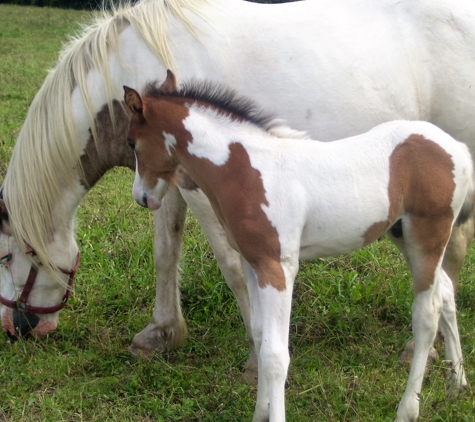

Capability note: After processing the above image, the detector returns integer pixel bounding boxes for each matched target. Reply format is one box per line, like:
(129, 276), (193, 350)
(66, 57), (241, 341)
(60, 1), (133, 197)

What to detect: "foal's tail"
(455, 152), (475, 227)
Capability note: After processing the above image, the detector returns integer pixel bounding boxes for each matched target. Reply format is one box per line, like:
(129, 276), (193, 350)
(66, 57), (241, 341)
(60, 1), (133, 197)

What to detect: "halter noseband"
(0, 247), (80, 314)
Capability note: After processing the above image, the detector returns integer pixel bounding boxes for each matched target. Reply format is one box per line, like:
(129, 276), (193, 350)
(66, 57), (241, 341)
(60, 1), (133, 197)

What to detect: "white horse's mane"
(3, 0), (213, 275)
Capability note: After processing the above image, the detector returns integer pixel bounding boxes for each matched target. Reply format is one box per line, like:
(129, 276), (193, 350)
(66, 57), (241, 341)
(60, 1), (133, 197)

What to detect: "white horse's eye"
(0, 253), (12, 265)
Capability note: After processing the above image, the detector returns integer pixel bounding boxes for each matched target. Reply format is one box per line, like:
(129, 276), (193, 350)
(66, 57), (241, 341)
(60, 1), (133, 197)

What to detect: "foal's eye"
(128, 142), (136, 151)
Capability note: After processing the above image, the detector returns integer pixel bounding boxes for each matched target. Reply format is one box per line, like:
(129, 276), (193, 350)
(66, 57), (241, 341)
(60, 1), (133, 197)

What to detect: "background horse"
(1, 0), (475, 382)
(123, 73), (473, 421)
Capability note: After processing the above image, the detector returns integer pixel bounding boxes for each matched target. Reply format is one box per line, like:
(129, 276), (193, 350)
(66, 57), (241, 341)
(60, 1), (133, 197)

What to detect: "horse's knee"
(259, 343), (290, 382)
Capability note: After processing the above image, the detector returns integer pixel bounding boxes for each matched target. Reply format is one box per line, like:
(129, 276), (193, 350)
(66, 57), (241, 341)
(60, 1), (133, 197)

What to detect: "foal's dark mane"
(144, 79), (275, 130)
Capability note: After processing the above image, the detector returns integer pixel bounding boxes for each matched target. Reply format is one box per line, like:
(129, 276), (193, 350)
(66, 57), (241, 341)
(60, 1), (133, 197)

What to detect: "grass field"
(1, 4), (475, 421)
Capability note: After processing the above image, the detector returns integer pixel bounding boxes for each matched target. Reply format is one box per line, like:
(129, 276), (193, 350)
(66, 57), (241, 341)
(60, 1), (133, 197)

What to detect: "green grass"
(1, 5), (475, 421)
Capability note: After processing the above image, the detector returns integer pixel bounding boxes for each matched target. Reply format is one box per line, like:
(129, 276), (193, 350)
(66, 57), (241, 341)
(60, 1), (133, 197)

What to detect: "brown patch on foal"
(185, 142), (286, 291)
(363, 134), (456, 293)
(176, 166), (199, 191)
(362, 220), (390, 246)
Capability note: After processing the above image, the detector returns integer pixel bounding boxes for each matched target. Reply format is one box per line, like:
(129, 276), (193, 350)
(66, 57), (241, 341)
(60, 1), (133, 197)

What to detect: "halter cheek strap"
(0, 248), (80, 315)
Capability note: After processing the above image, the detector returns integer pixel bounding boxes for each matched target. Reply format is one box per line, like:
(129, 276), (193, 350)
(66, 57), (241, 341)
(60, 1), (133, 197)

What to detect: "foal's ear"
(158, 70), (178, 94)
(123, 86), (143, 115)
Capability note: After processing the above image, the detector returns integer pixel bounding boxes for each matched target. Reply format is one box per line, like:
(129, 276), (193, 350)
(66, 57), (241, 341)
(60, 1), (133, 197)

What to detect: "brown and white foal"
(124, 71), (473, 422)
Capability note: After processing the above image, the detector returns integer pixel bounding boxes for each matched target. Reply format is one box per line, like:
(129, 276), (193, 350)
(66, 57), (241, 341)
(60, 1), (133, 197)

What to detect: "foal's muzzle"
(136, 193), (162, 211)
(140, 193), (148, 208)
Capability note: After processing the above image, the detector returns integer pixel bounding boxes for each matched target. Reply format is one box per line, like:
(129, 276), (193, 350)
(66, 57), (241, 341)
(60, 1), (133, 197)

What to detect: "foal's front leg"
(129, 185), (188, 355)
(182, 188), (257, 382)
(241, 260), (269, 420)
(247, 256), (299, 422)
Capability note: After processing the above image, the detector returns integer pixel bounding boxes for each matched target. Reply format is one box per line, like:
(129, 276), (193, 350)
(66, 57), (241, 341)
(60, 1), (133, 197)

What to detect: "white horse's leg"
(181, 188), (257, 381)
(442, 215), (474, 288)
(130, 185), (188, 355)
(251, 256), (298, 422)
(438, 269), (467, 395)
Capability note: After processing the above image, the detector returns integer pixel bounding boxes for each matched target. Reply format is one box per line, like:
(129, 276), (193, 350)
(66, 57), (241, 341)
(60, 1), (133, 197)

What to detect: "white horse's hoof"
(129, 319), (188, 356)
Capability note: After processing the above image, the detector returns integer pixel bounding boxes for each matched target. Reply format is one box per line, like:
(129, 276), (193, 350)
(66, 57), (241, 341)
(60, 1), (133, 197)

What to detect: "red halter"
(0, 247), (80, 314)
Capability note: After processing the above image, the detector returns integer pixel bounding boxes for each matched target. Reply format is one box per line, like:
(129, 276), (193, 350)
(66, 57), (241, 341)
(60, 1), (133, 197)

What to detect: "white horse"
(123, 73), (473, 421)
(1, 0), (475, 380)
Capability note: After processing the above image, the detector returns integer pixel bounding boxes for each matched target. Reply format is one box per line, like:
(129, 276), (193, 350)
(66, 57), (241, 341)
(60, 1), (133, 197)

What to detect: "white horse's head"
(0, 198), (80, 340)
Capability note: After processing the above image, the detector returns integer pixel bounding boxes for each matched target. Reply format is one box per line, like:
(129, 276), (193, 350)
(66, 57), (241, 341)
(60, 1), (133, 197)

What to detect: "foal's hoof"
(444, 360), (468, 399)
(398, 338), (439, 365)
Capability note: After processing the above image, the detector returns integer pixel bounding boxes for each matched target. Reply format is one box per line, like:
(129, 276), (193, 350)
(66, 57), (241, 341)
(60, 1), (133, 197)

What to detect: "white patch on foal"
(183, 104), (265, 165)
(163, 131), (177, 156)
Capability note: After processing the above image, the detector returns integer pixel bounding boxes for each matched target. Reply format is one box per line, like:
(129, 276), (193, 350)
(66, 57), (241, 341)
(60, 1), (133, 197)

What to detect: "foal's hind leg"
(130, 185), (188, 356)
(395, 213), (474, 366)
(388, 231), (439, 365)
(438, 269), (467, 395)
(397, 271), (443, 421)
(395, 217), (454, 421)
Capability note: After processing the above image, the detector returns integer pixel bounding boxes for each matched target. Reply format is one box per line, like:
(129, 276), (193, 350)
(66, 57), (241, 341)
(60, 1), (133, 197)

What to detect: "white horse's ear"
(0, 199), (11, 235)
(123, 86), (143, 114)
(159, 70), (178, 93)
(0, 199), (7, 222)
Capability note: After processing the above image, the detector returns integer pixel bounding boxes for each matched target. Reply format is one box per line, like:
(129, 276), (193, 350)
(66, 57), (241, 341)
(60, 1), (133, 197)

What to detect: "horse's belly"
(296, 194), (391, 260)
(298, 222), (370, 260)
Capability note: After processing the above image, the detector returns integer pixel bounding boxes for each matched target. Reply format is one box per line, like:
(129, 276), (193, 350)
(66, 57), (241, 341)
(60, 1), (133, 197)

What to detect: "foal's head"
(124, 70), (181, 210)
